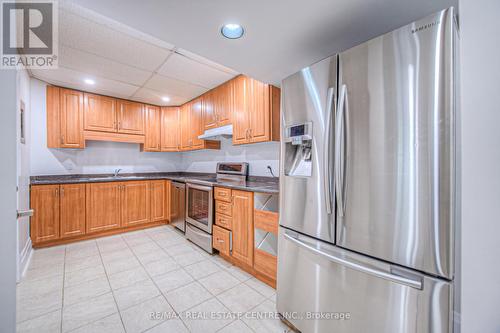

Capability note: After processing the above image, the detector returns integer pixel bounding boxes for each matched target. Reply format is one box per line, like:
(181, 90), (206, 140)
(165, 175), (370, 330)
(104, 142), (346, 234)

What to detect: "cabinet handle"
(118, 121), (121, 129)
(61, 188), (64, 196)
(60, 135), (64, 144)
(217, 238), (224, 243)
(55, 188), (59, 197)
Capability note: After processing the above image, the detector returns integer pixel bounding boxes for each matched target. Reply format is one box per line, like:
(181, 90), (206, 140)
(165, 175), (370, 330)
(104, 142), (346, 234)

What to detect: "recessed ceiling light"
(221, 23), (244, 39)
(84, 78), (95, 85)
(162, 96), (170, 102)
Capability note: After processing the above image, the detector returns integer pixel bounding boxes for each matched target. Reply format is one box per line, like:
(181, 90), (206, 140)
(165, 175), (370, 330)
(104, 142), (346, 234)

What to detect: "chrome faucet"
(113, 168), (122, 177)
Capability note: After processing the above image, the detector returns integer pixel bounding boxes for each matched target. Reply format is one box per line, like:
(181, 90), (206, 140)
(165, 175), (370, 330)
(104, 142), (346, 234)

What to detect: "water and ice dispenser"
(284, 122), (313, 177)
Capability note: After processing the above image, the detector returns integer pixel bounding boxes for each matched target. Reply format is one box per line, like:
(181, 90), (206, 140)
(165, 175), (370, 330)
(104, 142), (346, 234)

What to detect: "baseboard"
(18, 238), (32, 282)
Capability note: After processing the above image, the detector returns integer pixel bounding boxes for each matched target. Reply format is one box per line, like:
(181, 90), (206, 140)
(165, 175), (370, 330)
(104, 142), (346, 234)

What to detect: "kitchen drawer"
(216, 200), (232, 217)
(215, 213), (232, 230)
(214, 187), (232, 202)
(213, 225), (231, 256)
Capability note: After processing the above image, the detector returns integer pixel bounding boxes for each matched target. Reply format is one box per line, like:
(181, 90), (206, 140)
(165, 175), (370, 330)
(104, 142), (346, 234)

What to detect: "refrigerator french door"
(277, 7), (457, 333)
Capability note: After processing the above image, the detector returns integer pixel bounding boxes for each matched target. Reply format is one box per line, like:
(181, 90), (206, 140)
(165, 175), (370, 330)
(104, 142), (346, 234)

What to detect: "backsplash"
(180, 137), (280, 177)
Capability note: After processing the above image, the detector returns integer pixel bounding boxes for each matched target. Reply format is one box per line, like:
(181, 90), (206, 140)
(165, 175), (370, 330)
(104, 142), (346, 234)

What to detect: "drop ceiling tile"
(59, 46), (152, 86)
(31, 67), (139, 98)
(59, 8), (171, 71)
(144, 74), (207, 99)
(158, 52), (236, 89)
(132, 88), (188, 106)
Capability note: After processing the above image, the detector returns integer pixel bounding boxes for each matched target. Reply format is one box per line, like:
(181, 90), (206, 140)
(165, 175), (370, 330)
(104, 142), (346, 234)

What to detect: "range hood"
(198, 124), (233, 139)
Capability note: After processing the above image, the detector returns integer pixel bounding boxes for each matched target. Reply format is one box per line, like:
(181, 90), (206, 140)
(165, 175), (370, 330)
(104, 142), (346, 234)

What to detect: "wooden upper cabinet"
(190, 98), (205, 149)
(203, 90), (217, 130)
(231, 190), (254, 267)
(144, 105), (161, 151)
(59, 88), (84, 148)
(47, 86), (61, 148)
(248, 78), (270, 143)
(232, 75), (280, 145)
(117, 100), (145, 135)
(232, 75), (249, 145)
(203, 81), (232, 130)
(150, 180), (168, 222)
(84, 93), (117, 133)
(180, 103), (191, 150)
(161, 107), (180, 152)
(120, 181), (150, 227)
(86, 182), (121, 233)
(216, 81), (232, 127)
(30, 185), (60, 244)
(59, 184), (86, 239)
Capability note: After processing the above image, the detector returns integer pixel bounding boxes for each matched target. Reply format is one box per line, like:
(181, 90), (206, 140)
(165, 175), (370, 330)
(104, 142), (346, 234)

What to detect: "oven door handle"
(186, 183), (213, 192)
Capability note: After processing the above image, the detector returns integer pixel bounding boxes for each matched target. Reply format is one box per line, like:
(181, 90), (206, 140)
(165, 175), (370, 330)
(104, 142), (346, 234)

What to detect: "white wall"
(16, 69), (32, 281)
(459, 0), (500, 332)
(0, 70), (19, 333)
(30, 78), (182, 175)
(181, 137), (279, 177)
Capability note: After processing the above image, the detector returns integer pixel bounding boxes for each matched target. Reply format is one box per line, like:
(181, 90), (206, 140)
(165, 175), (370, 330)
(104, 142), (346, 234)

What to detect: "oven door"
(185, 183), (213, 234)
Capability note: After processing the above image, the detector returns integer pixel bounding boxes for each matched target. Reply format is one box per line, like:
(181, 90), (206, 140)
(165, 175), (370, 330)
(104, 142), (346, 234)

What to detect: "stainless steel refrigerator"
(277, 7), (458, 333)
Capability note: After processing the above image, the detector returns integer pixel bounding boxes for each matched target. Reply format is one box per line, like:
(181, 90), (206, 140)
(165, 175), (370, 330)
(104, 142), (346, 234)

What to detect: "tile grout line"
(148, 226), (244, 331)
(121, 227), (193, 333)
(95, 236), (128, 333)
(60, 245), (67, 333)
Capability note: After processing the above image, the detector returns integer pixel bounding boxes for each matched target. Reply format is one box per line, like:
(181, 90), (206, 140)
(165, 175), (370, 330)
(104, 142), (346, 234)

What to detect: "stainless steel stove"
(185, 162), (248, 253)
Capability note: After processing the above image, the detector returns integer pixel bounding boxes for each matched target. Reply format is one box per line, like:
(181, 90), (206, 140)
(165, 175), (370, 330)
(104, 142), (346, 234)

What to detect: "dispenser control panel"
(284, 122), (313, 177)
(285, 122), (312, 146)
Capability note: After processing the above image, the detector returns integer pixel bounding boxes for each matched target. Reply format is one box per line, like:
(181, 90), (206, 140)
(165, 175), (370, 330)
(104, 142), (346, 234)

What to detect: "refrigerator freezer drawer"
(277, 228), (452, 333)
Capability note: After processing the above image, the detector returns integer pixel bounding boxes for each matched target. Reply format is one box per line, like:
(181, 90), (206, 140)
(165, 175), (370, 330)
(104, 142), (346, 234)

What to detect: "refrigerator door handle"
(335, 84), (347, 217)
(324, 87), (335, 215)
(284, 231), (423, 290)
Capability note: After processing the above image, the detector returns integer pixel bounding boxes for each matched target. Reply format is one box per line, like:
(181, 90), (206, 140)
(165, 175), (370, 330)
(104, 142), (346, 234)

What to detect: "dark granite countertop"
(30, 172), (280, 194)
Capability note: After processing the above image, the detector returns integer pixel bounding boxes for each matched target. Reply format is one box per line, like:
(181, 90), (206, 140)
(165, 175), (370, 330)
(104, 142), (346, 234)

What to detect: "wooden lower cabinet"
(31, 180), (170, 247)
(86, 182), (121, 233)
(60, 184), (86, 239)
(151, 180), (169, 222)
(121, 181), (150, 227)
(230, 190), (254, 267)
(31, 185), (60, 243)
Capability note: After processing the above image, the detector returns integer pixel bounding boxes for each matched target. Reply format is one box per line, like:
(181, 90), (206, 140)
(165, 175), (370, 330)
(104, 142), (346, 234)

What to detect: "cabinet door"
(231, 190), (254, 266)
(150, 180), (168, 222)
(46, 86), (61, 148)
(180, 103), (191, 150)
(86, 182), (121, 233)
(248, 78), (270, 143)
(84, 93), (117, 132)
(144, 105), (161, 151)
(60, 184), (86, 239)
(190, 97), (205, 149)
(30, 185), (60, 243)
(117, 100), (145, 135)
(203, 90), (217, 130)
(232, 76), (250, 145)
(60, 88), (84, 148)
(121, 181), (150, 227)
(161, 107), (180, 151)
(216, 81), (232, 127)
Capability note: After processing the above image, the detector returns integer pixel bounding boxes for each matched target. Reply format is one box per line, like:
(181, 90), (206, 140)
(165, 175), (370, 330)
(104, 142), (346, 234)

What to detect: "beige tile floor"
(16, 225), (291, 333)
